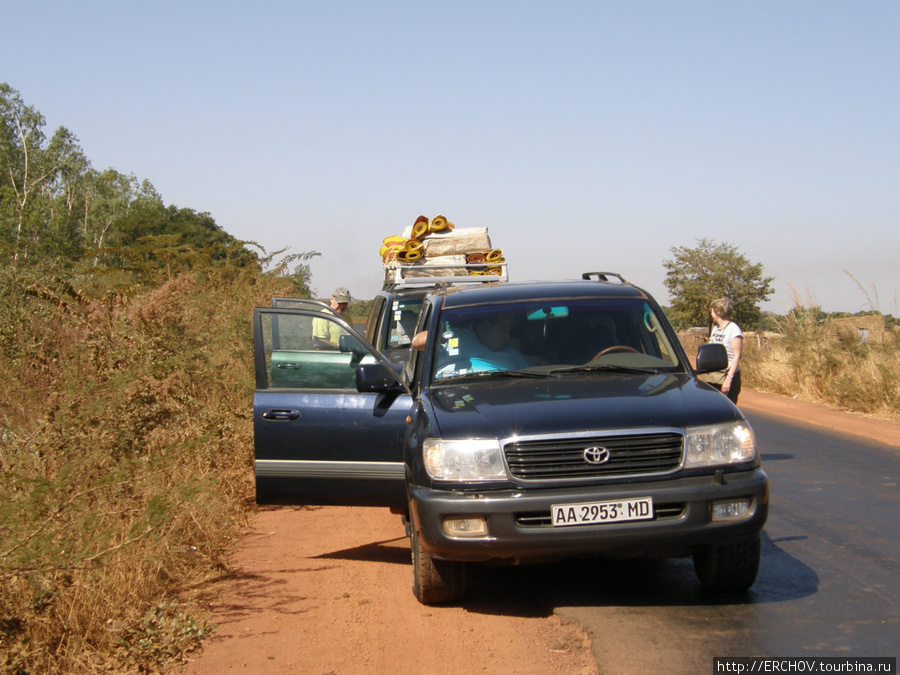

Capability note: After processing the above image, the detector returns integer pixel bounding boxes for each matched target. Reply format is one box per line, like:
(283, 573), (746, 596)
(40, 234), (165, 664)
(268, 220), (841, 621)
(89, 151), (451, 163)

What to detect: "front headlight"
(684, 421), (757, 468)
(423, 438), (507, 481)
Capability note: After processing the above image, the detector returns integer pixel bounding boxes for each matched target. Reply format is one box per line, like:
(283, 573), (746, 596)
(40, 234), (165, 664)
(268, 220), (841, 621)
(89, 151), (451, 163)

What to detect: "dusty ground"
(181, 506), (596, 675)
(181, 390), (899, 675)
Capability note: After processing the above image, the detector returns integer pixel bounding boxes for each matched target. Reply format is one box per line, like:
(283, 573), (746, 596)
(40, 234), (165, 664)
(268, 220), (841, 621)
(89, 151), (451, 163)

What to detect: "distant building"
(829, 315), (886, 344)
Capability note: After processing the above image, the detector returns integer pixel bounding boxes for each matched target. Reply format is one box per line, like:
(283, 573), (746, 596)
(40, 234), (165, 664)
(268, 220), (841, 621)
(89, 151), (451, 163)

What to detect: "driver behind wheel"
(462, 314), (530, 372)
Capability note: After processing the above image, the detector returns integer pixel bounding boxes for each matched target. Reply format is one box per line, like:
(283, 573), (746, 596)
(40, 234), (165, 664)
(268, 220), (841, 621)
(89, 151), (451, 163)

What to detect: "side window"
(637, 304), (678, 365)
(258, 312), (376, 390)
(402, 304), (431, 387)
(388, 297), (423, 349)
(364, 295), (387, 346)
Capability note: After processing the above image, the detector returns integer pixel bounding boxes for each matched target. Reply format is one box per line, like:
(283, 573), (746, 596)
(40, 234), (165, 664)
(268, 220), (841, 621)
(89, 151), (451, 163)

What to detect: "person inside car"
(430, 313), (530, 376)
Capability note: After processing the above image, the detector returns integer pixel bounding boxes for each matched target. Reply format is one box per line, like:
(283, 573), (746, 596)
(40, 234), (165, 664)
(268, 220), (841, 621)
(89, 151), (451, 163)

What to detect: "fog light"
(712, 498), (752, 522)
(442, 516), (488, 538)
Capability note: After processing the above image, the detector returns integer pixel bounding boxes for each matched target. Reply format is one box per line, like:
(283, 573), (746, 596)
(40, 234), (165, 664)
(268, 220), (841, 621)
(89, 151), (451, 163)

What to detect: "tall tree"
(44, 126), (91, 259)
(83, 169), (149, 264)
(1, 82), (52, 261)
(662, 238), (774, 330)
(1, 83), (259, 279)
(1, 83), (89, 263)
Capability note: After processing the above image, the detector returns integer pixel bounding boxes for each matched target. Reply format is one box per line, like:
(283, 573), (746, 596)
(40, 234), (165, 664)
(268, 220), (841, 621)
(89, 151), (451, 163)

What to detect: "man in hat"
(312, 287), (351, 349)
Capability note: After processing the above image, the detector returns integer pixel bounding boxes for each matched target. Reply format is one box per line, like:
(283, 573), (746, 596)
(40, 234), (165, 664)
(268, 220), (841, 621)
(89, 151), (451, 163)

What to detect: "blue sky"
(3, 1), (898, 314)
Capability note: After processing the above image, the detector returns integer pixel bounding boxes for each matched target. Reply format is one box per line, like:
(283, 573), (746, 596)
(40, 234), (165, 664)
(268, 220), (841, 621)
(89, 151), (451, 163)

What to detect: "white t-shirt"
(709, 321), (742, 371)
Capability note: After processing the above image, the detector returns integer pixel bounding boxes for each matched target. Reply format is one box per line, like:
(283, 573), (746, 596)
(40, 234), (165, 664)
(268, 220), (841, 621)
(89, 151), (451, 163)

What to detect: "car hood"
(423, 373), (741, 439)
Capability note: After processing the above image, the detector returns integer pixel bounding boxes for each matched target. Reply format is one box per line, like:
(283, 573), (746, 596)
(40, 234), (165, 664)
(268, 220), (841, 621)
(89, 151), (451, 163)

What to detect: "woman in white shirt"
(708, 298), (743, 403)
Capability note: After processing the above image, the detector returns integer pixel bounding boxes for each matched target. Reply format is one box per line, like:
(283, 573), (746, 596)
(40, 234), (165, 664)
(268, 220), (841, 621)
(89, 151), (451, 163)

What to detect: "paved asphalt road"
(462, 410), (899, 673)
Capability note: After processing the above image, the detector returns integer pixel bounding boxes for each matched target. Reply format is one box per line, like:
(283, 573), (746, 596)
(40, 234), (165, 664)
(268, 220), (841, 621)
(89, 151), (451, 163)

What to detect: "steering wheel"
(592, 345), (639, 360)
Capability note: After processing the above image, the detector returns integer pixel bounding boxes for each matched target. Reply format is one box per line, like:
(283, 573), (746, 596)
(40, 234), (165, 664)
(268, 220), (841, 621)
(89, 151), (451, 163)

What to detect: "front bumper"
(409, 469), (768, 562)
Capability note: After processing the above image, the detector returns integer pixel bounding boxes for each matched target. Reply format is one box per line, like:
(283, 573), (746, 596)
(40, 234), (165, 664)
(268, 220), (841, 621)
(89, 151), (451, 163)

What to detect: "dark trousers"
(718, 370), (741, 404)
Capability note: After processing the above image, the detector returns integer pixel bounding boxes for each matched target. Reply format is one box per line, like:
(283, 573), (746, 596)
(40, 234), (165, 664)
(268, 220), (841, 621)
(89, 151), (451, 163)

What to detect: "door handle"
(261, 409), (301, 421)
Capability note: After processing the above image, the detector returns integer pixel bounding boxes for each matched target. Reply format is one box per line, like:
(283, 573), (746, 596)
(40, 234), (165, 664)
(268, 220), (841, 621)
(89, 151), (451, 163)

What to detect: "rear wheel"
(693, 536), (761, 591)
(410, 527), (466, 605)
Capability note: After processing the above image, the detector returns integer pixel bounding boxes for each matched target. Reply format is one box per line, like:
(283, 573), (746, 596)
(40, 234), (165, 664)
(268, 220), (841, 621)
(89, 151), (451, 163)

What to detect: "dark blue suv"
(253, 273), (768, 604)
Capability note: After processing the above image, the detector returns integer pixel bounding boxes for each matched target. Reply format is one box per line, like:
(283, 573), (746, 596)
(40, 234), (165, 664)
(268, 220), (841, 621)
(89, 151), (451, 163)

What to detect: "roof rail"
(582, 271), (628, 284)
(383, 261), (508, 289)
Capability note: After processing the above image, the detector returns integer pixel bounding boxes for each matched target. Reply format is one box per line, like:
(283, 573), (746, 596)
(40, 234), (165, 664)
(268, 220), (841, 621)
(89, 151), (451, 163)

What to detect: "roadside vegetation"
(741, 301), (900, 423)
(1, 82), (315, 673)
(0, 253), (312, 673)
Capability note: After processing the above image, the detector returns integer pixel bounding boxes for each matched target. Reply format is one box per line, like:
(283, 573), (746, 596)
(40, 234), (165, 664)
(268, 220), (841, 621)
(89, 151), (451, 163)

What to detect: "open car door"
(270, 297), (337, 313)
(253, 307), (411, 508)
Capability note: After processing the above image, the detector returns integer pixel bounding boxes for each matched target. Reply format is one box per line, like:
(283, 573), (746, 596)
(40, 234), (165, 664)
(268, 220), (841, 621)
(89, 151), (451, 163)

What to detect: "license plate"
(551, 497), (654, 527)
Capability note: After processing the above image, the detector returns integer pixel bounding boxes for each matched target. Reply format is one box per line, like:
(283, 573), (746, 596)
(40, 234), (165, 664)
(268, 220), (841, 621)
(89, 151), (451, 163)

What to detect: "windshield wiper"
(437, 369), (558, 382)
(547, 364), (660, 375)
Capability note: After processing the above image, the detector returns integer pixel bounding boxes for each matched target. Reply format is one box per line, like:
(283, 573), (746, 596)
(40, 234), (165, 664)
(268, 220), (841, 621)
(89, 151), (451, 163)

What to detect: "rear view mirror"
(526, 306), (569, 320)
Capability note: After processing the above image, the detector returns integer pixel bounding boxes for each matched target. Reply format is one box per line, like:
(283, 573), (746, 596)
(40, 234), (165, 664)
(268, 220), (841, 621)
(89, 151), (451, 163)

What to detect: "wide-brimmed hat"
(332, 287), (351, 303)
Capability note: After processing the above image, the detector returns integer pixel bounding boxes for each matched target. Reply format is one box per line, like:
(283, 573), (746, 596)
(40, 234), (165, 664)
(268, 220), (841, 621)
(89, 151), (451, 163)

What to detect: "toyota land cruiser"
(253, 272), (768, 604)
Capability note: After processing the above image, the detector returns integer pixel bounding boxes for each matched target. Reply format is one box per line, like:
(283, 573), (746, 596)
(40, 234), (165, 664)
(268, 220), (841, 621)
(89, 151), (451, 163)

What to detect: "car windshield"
(431, 298), (682, 382)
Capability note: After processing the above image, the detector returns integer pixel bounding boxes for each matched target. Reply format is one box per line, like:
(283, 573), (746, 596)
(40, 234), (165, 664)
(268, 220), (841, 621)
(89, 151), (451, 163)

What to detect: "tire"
(693, 536), (761, 592)
(410, 527), (466, 605)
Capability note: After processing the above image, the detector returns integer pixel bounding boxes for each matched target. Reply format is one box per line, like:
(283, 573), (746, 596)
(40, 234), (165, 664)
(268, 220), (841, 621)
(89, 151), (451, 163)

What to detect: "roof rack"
(582, 271), (628, 284)
(383, 261), (508, 289)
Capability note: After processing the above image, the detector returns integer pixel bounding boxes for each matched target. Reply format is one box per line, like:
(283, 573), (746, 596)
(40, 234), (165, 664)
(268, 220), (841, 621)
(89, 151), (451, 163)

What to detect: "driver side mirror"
(696, 343), (728, 373)
(356, 363), (404, 394)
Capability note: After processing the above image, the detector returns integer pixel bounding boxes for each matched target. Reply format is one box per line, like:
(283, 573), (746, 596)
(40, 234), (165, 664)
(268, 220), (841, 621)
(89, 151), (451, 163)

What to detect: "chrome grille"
(504, 432), (683, 482)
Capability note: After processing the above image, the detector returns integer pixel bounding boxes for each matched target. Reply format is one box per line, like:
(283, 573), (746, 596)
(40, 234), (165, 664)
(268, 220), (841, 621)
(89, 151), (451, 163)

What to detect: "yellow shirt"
(312, 315), (342, 347)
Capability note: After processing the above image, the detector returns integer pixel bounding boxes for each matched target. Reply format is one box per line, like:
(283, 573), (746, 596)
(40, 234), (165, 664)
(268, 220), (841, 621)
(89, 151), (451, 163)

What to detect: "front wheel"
(693, 536), (761, 591)
(410, 526), (466, 605)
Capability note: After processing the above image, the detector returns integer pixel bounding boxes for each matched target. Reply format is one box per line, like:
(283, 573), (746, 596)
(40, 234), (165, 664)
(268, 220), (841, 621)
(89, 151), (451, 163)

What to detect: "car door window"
(257, 311), (377, 390)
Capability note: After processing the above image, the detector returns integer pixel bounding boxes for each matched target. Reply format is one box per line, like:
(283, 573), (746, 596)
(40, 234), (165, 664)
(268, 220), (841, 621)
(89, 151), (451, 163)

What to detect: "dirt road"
(181, 390), (899, 675)
(181, 507), (596, 675)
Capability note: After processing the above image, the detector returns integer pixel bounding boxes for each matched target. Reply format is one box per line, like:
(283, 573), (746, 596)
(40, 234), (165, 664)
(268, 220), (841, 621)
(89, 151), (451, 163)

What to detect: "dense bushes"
(0, 258), (295, 673)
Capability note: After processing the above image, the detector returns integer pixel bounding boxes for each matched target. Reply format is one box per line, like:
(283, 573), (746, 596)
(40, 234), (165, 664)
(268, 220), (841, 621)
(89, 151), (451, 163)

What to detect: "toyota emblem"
(583, 447), (610, 464)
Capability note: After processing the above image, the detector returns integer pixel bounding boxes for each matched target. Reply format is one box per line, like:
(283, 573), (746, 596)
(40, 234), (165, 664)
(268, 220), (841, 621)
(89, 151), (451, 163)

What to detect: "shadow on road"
(313, 536), (410, 565)
(301, 529), (819, 618)
(462, 530), (818, 617)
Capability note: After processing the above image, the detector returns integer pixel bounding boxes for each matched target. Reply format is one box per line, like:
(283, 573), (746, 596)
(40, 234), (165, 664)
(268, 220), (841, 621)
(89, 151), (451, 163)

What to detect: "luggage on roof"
(380, 215), (507, 288)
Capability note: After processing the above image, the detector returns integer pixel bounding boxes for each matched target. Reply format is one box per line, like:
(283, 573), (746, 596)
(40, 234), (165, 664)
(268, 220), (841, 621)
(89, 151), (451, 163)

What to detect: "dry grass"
(0, 260), (296, 674)
(741, 303), (900, 423)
